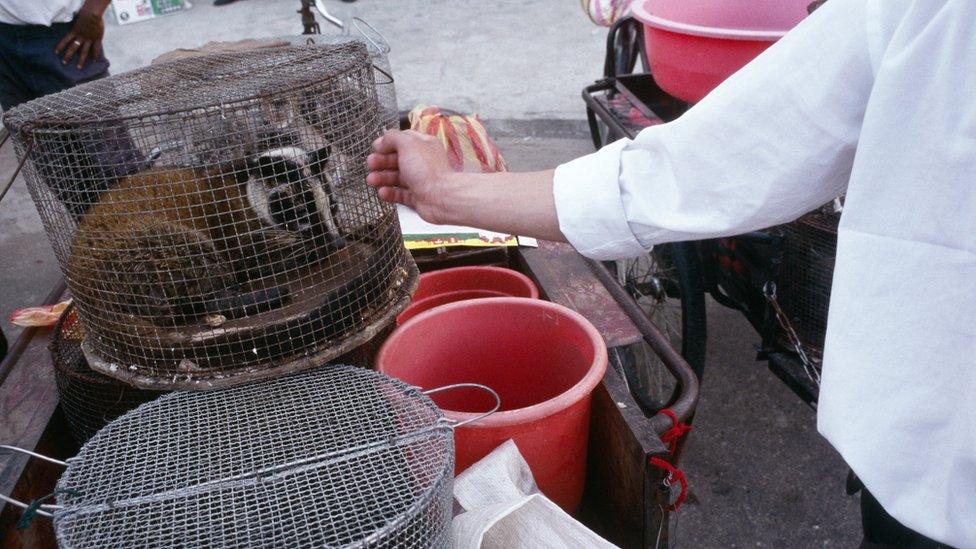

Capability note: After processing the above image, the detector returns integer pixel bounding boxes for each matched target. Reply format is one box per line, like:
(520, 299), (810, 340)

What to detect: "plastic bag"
(452, 440), (617, 549)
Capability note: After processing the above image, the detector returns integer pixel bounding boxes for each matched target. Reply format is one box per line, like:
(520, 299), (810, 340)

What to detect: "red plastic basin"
(377, 297), (608, 513)
(632, 0), (809, 102)
(398, 266), (539, 324)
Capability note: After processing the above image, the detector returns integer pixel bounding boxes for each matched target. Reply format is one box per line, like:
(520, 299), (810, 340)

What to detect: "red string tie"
(650, 408), (692, 511)
(649, 456), (688, 511)
(658, 408), (692, 456)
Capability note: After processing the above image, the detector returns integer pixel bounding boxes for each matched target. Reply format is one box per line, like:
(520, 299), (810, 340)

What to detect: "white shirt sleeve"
(554, 0), (879, 260)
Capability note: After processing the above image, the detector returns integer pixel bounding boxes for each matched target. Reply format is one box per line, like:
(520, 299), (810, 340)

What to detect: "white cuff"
(552, 139), (649, 260)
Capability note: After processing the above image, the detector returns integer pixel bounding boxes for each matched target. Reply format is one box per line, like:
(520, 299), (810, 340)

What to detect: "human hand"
(55, 0), (108, 69)
(366, 130), (454, 224)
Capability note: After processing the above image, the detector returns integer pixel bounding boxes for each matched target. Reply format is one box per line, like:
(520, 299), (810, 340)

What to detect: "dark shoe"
(213, 0), (244, 5)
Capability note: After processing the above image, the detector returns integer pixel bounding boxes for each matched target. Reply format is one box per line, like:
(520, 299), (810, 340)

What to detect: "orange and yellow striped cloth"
(408, 105), (507, 173)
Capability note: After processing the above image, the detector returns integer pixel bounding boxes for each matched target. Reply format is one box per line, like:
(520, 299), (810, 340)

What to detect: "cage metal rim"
(56, 362), (450, 488)
(353, 449), (454, 549)
(54, 362), (450, 477)
(52, 427), (454, 519)
(53, 434), (455, 549)
(78, 258), (419, 390)
(55, 425), (453, 517)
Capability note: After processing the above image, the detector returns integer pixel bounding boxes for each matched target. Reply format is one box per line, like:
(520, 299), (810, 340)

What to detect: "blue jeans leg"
(0, 22), (148, 217)
(0, 21), (109, 110)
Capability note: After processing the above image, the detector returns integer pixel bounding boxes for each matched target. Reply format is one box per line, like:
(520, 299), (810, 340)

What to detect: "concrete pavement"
(102, 0), (606, 123)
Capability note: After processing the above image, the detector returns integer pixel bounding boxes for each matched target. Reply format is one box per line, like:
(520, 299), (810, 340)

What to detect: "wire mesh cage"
(8, 366), (457, 548)
(287, 28), (399, 132)
(775, 208), (839, 356)
(50, 304), (166, 444)
(5, 42), (418, 389)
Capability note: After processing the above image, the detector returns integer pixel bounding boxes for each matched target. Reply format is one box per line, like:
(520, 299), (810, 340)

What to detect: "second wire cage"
(6, 41), (418, 389)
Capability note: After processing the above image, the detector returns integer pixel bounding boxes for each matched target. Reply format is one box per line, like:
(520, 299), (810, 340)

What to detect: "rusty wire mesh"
(285, 33), (399, 132)
(6, 42), (417, 389)
(51, 304), (165, 444)
(51, 365), (455, 548)
(775, 208), (839, 357)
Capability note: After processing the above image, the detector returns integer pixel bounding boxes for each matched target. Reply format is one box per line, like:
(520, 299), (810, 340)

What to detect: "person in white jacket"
(365, 0), (976, 546)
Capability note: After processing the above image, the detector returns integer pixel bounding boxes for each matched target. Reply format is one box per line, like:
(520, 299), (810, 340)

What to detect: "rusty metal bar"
(584, 257), (699, 433)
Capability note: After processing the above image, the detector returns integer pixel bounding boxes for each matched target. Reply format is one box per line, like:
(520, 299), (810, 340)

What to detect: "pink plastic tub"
(398, 266), (539, 324)
(632, 0), (809, 102)
(377, 297), (608, 513)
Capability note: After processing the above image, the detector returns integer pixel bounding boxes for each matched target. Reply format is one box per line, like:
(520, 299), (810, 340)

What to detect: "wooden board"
(582, 360), (669, 548)
(0, 283), (68, 546)
(516, 241), (642, 349)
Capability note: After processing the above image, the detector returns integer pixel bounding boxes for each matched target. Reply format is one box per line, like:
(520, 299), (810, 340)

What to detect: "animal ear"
(308, 144), (331, 174)
(244, 155), (262, 178)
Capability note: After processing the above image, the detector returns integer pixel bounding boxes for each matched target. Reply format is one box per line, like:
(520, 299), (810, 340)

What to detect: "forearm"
(436, 169), (566, 243)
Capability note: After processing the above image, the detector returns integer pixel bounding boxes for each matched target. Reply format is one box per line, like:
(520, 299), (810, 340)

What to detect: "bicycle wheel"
(615, 241), (706, 411)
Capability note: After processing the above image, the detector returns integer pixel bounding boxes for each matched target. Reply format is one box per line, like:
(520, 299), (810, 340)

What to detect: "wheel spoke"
(617, 252), (688, 410)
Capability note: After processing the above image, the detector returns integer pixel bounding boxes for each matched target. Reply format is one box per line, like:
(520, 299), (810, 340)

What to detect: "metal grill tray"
(51, 366), (455, 548)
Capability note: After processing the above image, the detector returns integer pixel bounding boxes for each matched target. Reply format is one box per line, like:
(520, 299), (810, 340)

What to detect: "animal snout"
(268, 188), (317, 233)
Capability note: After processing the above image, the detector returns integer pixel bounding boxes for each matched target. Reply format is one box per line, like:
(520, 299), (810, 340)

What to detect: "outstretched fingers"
(366, 152), (398, 171)
(365, 170), (400, 188)
(371, 130), (404, 154)
(376, 186), (414, 208)
(367, 135), (402, 191)
(77, 40), (92, 69)
(57, 34), (83, 65)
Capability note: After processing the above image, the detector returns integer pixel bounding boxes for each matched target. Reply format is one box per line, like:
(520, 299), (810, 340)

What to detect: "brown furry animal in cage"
(6, 42), (418, 388)
(67, 144), (346, 327)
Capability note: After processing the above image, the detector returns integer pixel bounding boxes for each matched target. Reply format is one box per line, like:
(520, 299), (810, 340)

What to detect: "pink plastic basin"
(377, 297), (608, 513)
(398, 266), (539, 324)
(632, 0), (809, 102)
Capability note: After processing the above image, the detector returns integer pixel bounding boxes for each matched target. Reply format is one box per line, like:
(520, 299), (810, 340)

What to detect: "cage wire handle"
(0, 445), (66, 517)
(351, 17), (391, 54)
(422, 383), (501, 428)
(0, 141), (32, 207)
(303, 3), (393, 82)
(372, 64), (395, 85)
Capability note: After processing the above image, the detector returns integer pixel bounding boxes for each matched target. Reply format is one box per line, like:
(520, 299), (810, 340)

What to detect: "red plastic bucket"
(398, 266), (539, 324)
(377, 297), (607, 513)
(632, 0), (809, 102)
